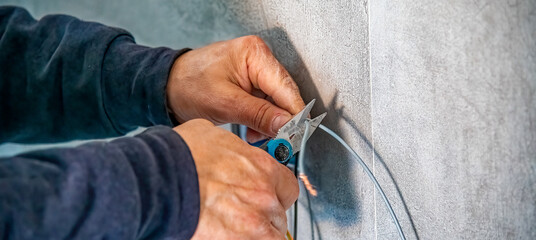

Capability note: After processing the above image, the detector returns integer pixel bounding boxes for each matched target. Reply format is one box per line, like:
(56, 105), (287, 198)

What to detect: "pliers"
(258, 99), (327, 165)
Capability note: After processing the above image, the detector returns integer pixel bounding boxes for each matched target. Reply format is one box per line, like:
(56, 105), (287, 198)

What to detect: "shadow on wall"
(257, 27), (419, 239)
(257, 27), (362, 228)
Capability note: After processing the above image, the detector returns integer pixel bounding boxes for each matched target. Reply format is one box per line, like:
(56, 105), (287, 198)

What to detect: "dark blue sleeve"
(0, 6), (188, 143)
(0, 126), (200, 239)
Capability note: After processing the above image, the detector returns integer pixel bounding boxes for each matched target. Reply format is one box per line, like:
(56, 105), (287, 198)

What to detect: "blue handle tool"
(253, 99), (326, 166)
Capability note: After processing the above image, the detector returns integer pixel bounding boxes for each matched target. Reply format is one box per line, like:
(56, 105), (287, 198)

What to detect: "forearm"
(101, 36), (190, 133)
(0, 126), (200, 239)
(0, 7), (186, 143)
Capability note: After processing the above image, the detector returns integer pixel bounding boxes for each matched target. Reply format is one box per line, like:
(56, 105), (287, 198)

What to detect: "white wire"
(299, 123), (406, 240)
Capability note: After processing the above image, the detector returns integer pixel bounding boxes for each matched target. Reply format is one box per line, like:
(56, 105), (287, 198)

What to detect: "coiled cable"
(296, 121), (406, 240)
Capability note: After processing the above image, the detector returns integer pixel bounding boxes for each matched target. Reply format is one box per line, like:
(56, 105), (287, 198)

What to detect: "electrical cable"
(292, 120), (312, 240)
(295, 121), (406, 240)
(315, 124), (406, 240)
(293, 151), (299, 240)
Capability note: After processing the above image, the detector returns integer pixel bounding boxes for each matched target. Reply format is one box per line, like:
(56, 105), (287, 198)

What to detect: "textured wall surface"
(1, 0), (535, 239)
(369, 1), (536, 239)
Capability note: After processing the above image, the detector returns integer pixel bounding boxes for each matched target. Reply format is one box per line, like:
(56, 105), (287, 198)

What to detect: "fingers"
(269, 204), (288, 237)
(246, 128), (269, 143)
(249, 140), (298, 211)
(258, 222), (286, 240)
(274, 163), (299, 210)
(240, 36), (306, 115)
(232, 87), (292, 137)
(266, 225), (287, 240)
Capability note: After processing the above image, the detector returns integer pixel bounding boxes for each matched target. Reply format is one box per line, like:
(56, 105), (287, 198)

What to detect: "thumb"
(233, 90), (292, 137)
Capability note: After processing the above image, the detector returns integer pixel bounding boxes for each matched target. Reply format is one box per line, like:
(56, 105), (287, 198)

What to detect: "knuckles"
(238, 35), (270, 54)
(252, 101), (272, 132)
(240, 35), (266, 47)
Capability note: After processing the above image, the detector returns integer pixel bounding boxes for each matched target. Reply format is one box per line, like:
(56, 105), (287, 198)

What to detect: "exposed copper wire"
(286, 230), (294, 240)
(298, 173), (317, 196)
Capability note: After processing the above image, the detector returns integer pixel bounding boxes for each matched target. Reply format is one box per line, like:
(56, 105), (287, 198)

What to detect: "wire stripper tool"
(258, 99), (326, 165)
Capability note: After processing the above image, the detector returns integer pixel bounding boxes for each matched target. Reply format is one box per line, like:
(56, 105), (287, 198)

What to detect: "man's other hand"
(167, 36), (306, 142)
(174, 119), (299, 239)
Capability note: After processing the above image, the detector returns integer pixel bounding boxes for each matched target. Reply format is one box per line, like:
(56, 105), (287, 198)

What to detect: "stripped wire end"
(298, 173), (318, 196)
(286, 230), (294, 240)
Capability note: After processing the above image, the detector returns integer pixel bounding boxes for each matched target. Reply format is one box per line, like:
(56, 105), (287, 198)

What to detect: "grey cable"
(298, 123), (406, 240)
(317, 124), (405, 240)
(293, 120), (311, 240)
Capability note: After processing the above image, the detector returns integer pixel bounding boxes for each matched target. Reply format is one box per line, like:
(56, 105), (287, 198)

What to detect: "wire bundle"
(294, 121), (406, 240)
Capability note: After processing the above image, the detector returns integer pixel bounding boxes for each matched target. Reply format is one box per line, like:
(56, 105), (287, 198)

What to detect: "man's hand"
(174, 119), (299, 239)
(167, 35), (306, 142)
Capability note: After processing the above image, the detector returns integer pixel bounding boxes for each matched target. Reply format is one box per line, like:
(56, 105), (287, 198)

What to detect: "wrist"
(166, 48), (193, 125)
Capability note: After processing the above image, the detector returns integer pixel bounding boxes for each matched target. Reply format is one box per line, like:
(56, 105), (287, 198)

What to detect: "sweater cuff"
(102, 35), (191, 134)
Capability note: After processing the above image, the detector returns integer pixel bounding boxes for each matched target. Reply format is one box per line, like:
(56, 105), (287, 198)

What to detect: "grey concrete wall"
(369, 1), (536, 239)
(1, 0), (534, 239)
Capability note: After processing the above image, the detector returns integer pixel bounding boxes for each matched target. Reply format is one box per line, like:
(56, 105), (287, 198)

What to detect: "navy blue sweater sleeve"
(0, 6), (187, 143)
(0, 126), (200, 239)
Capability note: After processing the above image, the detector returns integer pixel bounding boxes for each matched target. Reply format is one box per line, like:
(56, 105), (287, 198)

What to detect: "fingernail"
(271, 114), (290, 134)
